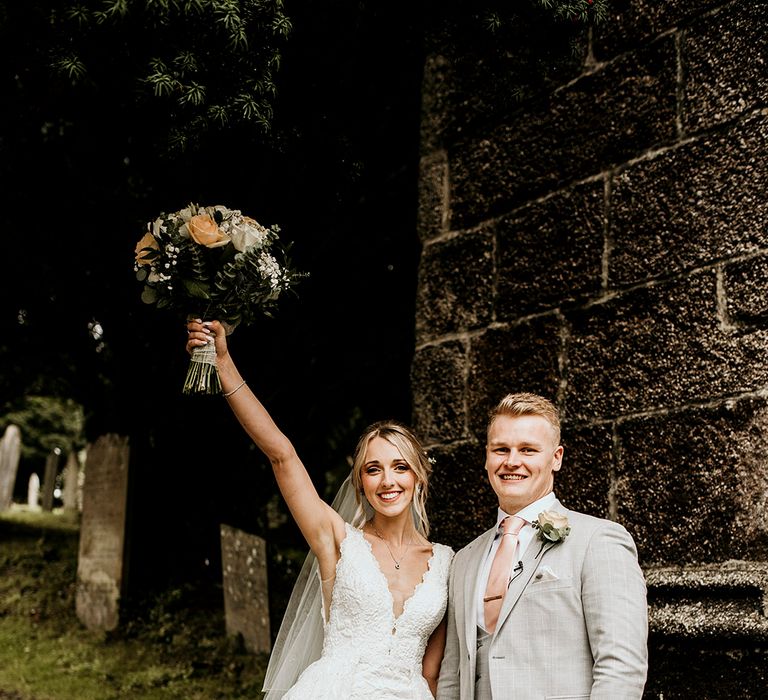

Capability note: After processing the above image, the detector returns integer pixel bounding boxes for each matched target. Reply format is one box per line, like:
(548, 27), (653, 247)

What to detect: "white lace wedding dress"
(283, 523), (454, 699)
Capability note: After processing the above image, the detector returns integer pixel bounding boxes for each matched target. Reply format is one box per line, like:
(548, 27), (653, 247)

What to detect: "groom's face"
(485, 414), (563, 514)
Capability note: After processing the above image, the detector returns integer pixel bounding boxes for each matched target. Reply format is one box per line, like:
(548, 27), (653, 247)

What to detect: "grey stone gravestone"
(77, 450), (85, 512)
(41, 449), (60, 512)
(62, 451), (80, 512)
(27, 473), (40, 508)
(220, 523), (271, 653)
(0, 424), (22, 511)
(75, 434), (130, 631)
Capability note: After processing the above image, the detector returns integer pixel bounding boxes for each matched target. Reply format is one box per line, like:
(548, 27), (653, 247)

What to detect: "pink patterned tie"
(483, 515), (526, 634)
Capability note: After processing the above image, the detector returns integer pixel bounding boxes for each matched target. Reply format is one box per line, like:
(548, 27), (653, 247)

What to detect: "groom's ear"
(552, 445), (564, 472)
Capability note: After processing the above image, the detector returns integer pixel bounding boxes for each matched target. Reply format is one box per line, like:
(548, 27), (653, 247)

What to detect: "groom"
(437, 393), (648, 699)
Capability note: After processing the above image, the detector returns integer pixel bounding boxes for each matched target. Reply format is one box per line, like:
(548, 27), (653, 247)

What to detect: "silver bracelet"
(222, 380), (247, 398)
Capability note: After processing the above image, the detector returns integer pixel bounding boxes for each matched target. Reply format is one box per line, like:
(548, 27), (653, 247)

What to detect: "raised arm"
(186, 320), (345, 576)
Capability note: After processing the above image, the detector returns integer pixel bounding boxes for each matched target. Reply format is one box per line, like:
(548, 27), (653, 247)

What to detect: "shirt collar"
(495, 492), (558, 529)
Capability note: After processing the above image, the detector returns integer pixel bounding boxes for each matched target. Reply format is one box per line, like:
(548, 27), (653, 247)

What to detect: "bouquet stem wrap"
(183, 342), (221, 395)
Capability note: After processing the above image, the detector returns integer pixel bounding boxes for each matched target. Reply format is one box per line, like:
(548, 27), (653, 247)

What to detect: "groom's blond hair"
(487, 393), (561, 444)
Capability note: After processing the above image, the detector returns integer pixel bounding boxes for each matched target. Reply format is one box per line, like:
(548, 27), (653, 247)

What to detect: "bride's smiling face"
(360, 436), (417, 517)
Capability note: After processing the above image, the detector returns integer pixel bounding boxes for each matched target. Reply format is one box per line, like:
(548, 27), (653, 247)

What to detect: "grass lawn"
(0, 509), (269, 699)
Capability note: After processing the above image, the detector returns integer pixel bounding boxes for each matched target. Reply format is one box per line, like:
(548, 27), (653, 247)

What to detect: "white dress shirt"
(475, 491), (558, 631)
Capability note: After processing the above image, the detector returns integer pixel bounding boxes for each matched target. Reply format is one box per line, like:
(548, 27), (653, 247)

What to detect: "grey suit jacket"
(436, 501), (648, 700)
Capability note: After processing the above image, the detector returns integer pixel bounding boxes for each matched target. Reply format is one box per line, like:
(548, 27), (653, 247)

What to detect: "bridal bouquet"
(135, 203), (303, 394)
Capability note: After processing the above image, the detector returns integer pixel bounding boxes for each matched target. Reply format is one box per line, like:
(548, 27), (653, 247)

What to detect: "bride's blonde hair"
(350, 421), (432, 537)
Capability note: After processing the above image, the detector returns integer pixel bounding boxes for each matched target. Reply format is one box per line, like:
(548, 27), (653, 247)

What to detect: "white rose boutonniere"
(532, 510), (571, 556)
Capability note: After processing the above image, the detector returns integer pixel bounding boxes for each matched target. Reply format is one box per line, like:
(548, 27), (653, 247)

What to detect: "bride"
(186, 320), (453, 699)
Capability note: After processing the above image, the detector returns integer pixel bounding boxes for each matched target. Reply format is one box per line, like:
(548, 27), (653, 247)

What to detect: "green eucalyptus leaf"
(183, 278), (211, 300)
(141, 287), (158, 304)
(219, 244), (237, 264)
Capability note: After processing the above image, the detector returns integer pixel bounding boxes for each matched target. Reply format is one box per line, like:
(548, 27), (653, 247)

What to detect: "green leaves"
(534, 0), (609, 25)
(65, 4), (91, 26)
(145, 59), (179, 98)
(182, 278), (211, 300)
(539, 523), (559, 541)
(141, 287), (158, 304)
(53, 54), (87, 83)
(482, 0), (608, 41)
(47, 0), (291, 153)
(2, 396), (86, 461)
(271, 13), (292, 38)
(101, 0), (129, 19)
(179, 81), (206, 107)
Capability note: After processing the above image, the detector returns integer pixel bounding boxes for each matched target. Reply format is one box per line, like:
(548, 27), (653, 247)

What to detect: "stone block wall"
(414, 2), (767, 695)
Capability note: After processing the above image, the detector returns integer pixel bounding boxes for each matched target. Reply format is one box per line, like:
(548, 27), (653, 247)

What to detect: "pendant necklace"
(372, 525), (413, 570)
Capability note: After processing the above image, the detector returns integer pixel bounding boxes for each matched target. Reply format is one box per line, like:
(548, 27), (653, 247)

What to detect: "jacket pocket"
(524, 575), (574, 593)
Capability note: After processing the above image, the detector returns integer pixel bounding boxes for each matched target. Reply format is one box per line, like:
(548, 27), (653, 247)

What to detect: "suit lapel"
(493, 500), (569, 637)
(462, 526), (496, 652)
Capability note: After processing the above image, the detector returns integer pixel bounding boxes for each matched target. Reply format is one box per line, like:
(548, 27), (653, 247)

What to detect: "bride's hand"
(186, 319), (229, 360)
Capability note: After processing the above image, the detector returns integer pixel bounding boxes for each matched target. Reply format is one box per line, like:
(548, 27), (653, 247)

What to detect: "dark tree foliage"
(49, 0), (291, 152)
(0, 0), (598, 591)
(2, 396), (85, 462)
(0, 0), (426, 589)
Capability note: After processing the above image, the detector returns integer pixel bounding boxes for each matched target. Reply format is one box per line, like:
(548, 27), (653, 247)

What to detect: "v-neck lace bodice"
(357, 525), (437, 620)
(283, 523), (453, 699)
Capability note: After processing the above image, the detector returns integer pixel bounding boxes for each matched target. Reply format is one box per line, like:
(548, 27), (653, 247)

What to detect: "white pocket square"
(533, 565), (559, 582)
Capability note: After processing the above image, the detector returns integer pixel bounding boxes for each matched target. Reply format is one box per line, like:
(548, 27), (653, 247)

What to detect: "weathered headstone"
(41, 449), (60, 512)
(0, 424), (22, 511)
(77, 449), (86, 512)
(27, 473), (40, 508)
(62, 451), (80, 512)
(75, 434), (130, 631)
(220, 523), (271, 653)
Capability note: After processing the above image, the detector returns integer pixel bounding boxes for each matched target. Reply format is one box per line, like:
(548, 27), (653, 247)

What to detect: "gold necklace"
(372, 525), (413, 570)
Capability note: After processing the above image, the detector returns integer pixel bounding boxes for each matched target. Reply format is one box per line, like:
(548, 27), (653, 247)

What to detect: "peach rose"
(135, 231), (159, 266)
(187, 214), (230, 248)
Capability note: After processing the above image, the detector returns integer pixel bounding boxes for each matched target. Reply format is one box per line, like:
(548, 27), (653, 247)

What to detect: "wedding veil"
(261, 474), (371, 698)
